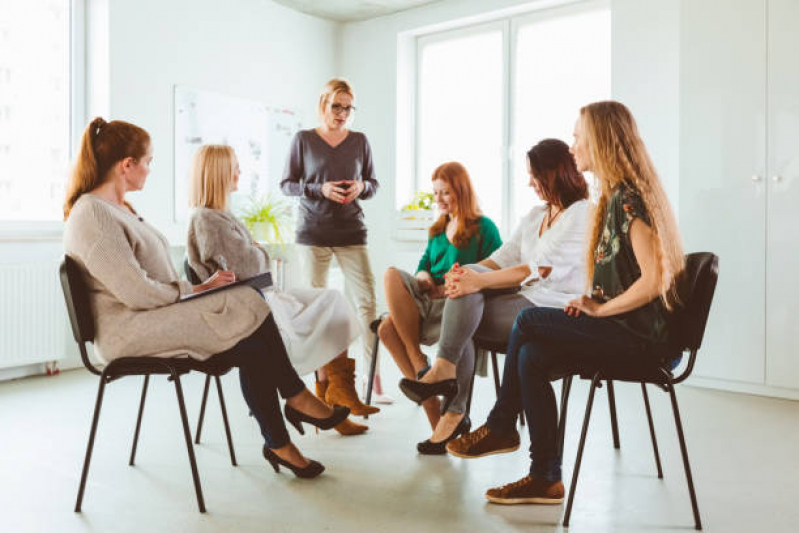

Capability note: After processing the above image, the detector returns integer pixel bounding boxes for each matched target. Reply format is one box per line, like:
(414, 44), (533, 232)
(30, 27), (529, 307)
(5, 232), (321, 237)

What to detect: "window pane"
(418, 29), (504, 221)
(0, 0), (70, 221)
(512, 8), (610, 225)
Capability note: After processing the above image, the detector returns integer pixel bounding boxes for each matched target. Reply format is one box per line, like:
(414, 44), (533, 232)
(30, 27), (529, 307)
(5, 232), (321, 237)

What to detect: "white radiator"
(0, 263), (65, 369)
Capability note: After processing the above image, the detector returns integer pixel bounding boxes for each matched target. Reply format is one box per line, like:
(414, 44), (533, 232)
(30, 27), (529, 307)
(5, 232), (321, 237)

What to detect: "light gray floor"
(1, 358), (798, 533)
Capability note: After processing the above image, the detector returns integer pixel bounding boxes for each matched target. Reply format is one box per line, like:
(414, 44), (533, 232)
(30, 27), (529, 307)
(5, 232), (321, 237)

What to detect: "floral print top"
(592, 184), (668, 344)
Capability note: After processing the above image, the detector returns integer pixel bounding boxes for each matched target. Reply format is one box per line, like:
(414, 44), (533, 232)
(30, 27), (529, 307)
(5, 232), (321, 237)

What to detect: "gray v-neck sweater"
(280, 129), (378, 246)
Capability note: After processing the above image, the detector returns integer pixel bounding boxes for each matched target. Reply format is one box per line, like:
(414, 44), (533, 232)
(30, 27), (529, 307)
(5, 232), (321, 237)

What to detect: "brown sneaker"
(446, 424), (520, 458)
(485, 475), (565, 505)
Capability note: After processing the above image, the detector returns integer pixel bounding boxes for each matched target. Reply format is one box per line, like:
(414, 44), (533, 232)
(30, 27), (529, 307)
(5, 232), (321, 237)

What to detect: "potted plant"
(238, 193), (292, 244)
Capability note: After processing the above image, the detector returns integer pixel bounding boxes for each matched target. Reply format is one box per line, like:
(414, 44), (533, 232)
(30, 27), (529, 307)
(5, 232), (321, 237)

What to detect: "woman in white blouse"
(398, 139), (589, 453)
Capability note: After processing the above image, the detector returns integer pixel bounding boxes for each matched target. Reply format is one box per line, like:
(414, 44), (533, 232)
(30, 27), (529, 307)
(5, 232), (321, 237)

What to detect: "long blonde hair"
(581, 101), (684, 309)
(428, 162), (483, 249)
(189, 145), (236, 209)
(64, 117), (150, 219)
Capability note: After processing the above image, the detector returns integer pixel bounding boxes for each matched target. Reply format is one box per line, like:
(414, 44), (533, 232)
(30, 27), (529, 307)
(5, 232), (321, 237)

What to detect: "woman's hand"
(565, 295), (605, 317)
(193, 270), (236, 293)
(341, 180), (365, 204)
(321, 181), (349, 204)
(539, 266), (552, 279)
(446, 267), (483, 299)
(416, 271), (435, 294)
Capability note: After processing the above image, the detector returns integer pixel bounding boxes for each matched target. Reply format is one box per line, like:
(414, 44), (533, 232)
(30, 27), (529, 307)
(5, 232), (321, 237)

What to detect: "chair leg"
(557, 375), (573, 458)
(563, 373), (600, 528)
(172, 371), (206, 513)
(490, 351), (501, 398)
(129, 374), (150, 466)
(195, 375), (211, 444)
(214, 375), (237, 467)
(665, 377), (702, 530)
(641, 383), (663, 479)
(75, 373), (110, 512)
(364, 321), (380, 419)
(465, 340), (479, 417)
(607, 379), (620, 449)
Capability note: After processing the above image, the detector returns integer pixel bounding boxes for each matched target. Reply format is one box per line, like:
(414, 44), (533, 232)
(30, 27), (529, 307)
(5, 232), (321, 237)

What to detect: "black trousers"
(213, 314), (305, 448)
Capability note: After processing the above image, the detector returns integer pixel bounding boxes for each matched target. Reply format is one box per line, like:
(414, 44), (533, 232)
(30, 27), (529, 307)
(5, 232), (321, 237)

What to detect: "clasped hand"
(443, 263), (481, 299)
(565, 295), (604, 317)
(321, 180), (364, 204)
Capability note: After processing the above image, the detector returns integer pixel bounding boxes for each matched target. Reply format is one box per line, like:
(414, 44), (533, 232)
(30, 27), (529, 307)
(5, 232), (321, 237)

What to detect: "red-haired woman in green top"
(378, 162), (501, 447)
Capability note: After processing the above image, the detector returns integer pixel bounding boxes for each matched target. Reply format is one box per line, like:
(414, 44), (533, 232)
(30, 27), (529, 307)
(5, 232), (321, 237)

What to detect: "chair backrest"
(667, 252), (719, 353)
(183, 257), (202, 285)
(59, 256), (102, 374)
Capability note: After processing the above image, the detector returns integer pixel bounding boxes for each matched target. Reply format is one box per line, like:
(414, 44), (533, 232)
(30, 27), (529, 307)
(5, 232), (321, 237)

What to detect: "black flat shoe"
(417, 415), (472, 455)
(263, 446), (325, 478)
(399, 378), (459, 412)
(284, 404), (350, 435)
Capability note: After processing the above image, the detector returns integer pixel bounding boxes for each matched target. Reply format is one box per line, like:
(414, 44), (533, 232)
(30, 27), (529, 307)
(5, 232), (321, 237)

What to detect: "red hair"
(64, 117), (150, 219)
(428, 162), (483, 249)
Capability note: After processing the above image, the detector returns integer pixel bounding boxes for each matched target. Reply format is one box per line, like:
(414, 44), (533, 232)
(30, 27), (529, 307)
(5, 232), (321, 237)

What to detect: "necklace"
(547, 205), (563, 227)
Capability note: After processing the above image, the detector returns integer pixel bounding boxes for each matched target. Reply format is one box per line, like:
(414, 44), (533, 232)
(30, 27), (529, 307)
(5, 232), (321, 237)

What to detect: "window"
(411, 1), (610, 234)
(0, 0), (79, 223)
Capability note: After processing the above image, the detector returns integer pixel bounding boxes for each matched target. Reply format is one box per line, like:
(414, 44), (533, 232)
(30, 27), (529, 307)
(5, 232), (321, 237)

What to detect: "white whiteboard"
(173, 86), (303, 221)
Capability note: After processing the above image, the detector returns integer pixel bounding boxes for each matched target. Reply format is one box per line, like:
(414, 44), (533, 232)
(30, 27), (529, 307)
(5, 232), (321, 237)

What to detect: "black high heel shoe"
(284, 404), (350, 435)
(417, 415), (471, 455)
(263, 446), (325, 478)
(399, 378), (459, 412)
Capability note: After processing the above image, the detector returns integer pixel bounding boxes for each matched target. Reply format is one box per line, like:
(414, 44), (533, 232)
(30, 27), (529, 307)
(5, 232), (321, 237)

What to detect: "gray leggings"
(438, 264), (534, 414)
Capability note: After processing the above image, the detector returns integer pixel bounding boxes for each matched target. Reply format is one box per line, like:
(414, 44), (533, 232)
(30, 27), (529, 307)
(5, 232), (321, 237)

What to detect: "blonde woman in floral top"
(447, 101), (685, 506)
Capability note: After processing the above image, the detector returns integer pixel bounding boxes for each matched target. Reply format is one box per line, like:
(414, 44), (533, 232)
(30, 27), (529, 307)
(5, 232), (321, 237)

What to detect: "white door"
(679, 0), (767, 384)
(765, 0), (799, 389)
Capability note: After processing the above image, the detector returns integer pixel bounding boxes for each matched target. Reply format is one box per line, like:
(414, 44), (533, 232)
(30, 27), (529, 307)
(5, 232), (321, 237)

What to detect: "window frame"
(0, 0), (86, 238)
(409, 0), (610, 237)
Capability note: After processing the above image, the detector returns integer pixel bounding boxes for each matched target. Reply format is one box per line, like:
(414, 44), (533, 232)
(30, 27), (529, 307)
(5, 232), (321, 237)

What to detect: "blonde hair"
(581, 101), (684, 309)
(64, 117), (150, 219)
(189, 145), (236, 210)
(317, 77), (354, 118)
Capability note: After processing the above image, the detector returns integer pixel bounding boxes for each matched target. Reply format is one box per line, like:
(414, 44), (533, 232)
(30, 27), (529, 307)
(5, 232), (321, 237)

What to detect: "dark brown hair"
(428, 161), (483, 249)
(526, 138), (588, 209)
(63, 117), (150, 219)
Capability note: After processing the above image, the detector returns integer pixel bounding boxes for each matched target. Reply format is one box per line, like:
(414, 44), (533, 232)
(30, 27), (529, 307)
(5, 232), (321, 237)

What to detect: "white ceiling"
(272, 0), (445, 22)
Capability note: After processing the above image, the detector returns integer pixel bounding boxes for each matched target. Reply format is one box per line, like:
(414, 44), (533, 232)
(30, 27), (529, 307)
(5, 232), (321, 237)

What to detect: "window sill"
(0, 222), (64, 242)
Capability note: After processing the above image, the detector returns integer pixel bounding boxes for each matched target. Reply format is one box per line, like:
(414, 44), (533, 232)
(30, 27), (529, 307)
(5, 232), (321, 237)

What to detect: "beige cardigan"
(187, 208), (270, 282)
(63, 195), (269, 362)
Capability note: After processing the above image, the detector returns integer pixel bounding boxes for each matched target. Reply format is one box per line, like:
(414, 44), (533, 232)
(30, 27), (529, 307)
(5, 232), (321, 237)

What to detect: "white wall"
(0, 0), (339, 381)
(103, 0), (340, 243)
(339, 0), (681, 309)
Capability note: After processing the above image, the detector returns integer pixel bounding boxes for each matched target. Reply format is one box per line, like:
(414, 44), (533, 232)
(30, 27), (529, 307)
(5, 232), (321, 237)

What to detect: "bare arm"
(567, 219), (661, 317)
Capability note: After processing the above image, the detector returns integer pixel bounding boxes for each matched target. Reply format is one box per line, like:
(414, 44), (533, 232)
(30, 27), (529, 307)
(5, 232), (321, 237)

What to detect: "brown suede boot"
(324, 357), (380, 416)
(315, 380), (368, 436)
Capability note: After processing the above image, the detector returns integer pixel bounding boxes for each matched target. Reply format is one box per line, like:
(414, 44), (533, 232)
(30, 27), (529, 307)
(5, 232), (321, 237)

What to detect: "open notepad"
(179, 272), (273, 302)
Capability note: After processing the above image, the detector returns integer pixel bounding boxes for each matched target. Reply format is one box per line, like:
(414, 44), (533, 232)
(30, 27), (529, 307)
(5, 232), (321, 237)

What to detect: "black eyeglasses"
(331, 104), (356, 115)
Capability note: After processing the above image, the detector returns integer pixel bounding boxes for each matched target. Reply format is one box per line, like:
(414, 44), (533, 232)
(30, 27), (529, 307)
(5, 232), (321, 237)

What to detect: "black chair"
(562, 252), (718, 530)
(183, 259), (238, 451)
(61, 256), (240, 513)
(364, 313), (387, 418)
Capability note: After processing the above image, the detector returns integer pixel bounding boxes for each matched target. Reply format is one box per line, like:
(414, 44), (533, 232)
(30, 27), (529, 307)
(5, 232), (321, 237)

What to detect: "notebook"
(179, 272), (273, 302)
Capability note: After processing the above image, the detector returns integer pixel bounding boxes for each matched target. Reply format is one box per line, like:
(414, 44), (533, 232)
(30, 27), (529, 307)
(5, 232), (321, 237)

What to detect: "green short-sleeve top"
(416, 216), (503, 284)
(592, 184), (668, 344)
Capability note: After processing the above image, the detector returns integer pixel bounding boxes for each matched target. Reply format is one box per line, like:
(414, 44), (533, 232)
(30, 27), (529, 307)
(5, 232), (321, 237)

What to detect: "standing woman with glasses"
(281, 78), (389, 407)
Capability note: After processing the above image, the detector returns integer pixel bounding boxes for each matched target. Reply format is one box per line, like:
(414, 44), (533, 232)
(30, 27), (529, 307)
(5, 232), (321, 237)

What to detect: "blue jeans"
(486, 307), (652, 482)
(214, 315), (305, 449)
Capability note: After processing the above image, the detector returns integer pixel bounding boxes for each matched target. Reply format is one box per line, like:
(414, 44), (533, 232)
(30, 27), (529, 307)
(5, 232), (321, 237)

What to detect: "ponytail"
(63, 117), (150, 219)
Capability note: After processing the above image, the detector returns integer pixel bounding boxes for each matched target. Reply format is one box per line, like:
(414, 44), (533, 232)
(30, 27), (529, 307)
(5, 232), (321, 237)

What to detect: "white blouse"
(489, 199), (589, 308)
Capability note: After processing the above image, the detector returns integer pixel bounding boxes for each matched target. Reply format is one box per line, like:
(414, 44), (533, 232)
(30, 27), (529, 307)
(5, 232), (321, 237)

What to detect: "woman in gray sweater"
(63, 117), (348, 478)
(280, 78), (391, 403)
(187, 144), (378, 435)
